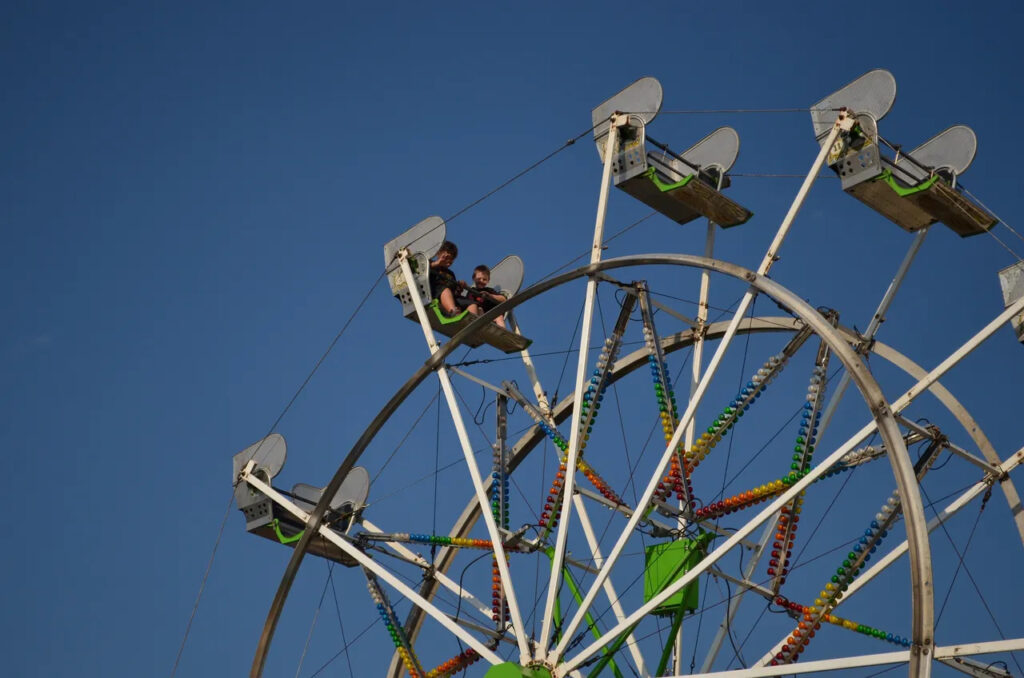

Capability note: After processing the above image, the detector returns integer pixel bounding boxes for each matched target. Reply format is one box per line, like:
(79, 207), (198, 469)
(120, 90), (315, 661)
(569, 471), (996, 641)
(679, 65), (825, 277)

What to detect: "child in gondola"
(429, 241), (480, 318)
(464, 264), (508, 328)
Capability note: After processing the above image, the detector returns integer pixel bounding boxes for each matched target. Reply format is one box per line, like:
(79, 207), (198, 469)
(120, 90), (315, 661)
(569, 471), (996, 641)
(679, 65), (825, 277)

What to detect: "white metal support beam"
(571, 494), (649, 677)
(507, 310), (552, 418)
(844, 446), (1023, 601)
(817, 227), (929, 438)
(937, 655), (1014, 678)
(539, 112), (627, 657)
(551, 112), (851, 666)
(755, 449), (1023, 667)
(669, 637), (1024, 678)
(240, 468), (505, 665)
(678, 220), (715, 674)
(397, 252), (532, 663)
(559, 292), (1024, 676)
(361, 519), (496, 624)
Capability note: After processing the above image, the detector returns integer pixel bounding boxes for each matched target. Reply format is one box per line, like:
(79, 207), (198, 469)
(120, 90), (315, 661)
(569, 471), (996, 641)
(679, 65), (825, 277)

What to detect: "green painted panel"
(484, 663), (552, 678)
(642, 534), (713, 616)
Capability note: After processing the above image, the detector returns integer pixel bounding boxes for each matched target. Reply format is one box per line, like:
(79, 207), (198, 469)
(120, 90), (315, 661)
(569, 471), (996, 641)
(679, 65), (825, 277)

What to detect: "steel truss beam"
(251, 248), (1024, 676)
(670, 638), (1024, 678)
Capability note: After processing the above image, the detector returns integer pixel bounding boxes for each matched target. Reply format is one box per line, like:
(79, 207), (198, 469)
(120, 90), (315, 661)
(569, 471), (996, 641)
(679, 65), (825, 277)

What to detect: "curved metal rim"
(251, 255), (932, 677)
(394, 316), (1020, 676)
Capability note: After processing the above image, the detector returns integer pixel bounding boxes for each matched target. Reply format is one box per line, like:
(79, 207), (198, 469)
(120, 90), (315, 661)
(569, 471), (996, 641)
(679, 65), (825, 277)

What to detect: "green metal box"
(643, 536), (709, 616)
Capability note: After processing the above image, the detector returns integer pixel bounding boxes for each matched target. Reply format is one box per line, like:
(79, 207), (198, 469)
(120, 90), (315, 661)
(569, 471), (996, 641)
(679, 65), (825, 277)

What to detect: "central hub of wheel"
(484, 662), (553, 678)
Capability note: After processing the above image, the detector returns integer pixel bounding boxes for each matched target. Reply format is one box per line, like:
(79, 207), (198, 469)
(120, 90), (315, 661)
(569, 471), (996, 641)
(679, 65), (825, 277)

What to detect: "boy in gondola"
(464, 264), (508, 328)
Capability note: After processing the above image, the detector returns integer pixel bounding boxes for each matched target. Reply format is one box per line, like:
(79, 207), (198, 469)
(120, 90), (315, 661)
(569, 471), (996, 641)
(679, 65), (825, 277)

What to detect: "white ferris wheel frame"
(246, 110), (1024, 678)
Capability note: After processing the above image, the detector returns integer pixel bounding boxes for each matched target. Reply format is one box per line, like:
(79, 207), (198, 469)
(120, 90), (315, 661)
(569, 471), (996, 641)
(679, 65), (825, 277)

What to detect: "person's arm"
(486, 288), (507, 303)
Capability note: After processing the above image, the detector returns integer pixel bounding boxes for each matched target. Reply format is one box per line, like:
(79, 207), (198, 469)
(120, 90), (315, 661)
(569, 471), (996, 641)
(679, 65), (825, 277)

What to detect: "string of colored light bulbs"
(772, 594), (910, 658)
(641, 300), (695, 515)
(770, 488), (905, 665)
(423, 649), (481, 678)
(490, 421), (511, 626)
(772, 440), (946, 665)
(514, 392), (626, 511)
(538, 326), (628, 538)
(679, 326), (815, 520)
(360, 532), (530, 552)
(366, 570), (425, 678)
(694, 445), (868, 521)
(769, 340), (832, 593)
(672, 349), (790, 521)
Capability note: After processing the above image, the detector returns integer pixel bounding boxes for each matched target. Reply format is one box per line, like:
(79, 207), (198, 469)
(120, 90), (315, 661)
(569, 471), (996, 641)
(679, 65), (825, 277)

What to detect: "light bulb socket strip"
(366, 570), (426, 678)
(770, 594), (910, 668)
(537, 300), (633, 537)
(774, 491), (903, 664)
(637, 283), (697, 518)
(361, 532), (530, 553)
(769, 342), (833, 592)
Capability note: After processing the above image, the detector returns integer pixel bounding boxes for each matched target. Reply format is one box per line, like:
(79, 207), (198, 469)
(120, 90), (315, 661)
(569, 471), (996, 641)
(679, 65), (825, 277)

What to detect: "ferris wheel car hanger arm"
(559, 290), (1024, 678)
(550, 110), (852, 666)
(537, 112), (630, 657)
(238, 465), (506, 664)
(360, 518), (496, 621)
(669, 637), (1024, 678)
(395, 249), (534, 663)
(252, 255), (1024, 677)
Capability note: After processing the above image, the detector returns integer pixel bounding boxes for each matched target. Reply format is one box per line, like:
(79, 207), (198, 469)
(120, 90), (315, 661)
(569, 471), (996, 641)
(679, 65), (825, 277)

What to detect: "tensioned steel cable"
(293, 562), (333, 678)
(169, 271), (386, 678)
(718, 365), (845, 494)
(328, 565), (356, 678)
(923, 484), (1024, 675)
(552, 304), (585, 405)
(536, 212), (659, 284)
(446, 125), (599, 224)
(306, 596), (404, 678)
(596, 292), (663, 653)
(630, 107), (836, 116)
(689, 297), (757, 672)
(962, 187), (1024, 262)
(385, 119), (603, 262)
(372, 390), (440, 483)
(448, 340), (646, 368)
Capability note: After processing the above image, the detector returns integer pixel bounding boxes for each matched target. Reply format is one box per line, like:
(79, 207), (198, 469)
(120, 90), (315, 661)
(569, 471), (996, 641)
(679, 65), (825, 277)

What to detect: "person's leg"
(480, 298), (506, 328)
(439, 288), (459, 314)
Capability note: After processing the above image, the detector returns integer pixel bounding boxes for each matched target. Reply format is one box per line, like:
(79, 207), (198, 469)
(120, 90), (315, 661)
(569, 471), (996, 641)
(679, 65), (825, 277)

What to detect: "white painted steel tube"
(362, 519), (495, 623)
(700, 523), (776, 672)
(671, 637), (1024, 678)
(508, 311), (552, 418)
(241, 471), (504, 664)
(539, 114), (623, 656)
(562, 294), (1024, 676)
(572, 494), (649, 677)
(844, 447), (1023, 600)
(398, 254), (532, 662)
(817, 227), (929, 437)
(552, 118), (847, 664)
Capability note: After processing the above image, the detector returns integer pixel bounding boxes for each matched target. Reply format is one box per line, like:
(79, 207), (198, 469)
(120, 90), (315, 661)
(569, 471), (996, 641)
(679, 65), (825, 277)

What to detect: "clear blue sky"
(2, 2), (1023, 677)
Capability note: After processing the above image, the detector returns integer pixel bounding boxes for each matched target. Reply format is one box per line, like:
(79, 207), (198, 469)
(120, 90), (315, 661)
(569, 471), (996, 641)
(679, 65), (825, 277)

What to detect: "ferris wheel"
(232, 71), (1024, 678)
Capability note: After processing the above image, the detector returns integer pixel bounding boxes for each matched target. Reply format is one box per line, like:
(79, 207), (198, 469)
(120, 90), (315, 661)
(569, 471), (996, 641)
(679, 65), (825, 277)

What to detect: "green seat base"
(249, 517), (358, 567)
(405, 300), (531, 354)
(617, 169), (752, 228)
(848, 172), (996, 237)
